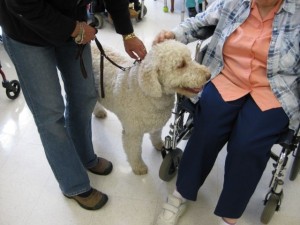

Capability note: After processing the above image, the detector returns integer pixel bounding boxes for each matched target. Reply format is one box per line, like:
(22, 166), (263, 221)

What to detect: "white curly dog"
(92, 40), (210, 175)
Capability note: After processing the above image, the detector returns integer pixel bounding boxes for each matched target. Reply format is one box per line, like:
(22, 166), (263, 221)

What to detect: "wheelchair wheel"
(6, 80), (21, 99)
(159, 148), (183, 181)
(289, 144), (300, 181)
(260, 193), (281, 224)
(93, 13), (104, 29)
(136, 5), (147, 22)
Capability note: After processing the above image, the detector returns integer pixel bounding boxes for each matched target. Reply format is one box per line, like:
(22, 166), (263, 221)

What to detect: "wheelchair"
(158, 26), (300, 224)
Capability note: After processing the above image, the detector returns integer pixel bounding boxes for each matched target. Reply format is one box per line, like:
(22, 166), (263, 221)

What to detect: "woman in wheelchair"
(153, 0), (300, 225)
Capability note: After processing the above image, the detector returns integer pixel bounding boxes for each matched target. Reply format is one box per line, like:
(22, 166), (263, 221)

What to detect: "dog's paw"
(94, 110), (107, 118)
(132, 163), (148, 175)
(93, 102), (107, 118)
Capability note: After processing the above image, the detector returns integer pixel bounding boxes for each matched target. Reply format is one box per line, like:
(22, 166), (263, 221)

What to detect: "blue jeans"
(3, 33), (98, 196)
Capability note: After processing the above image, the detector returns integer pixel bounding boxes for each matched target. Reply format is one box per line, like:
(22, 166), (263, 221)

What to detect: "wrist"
(73, 22), (85, 44)
(122, 33), (136, 41)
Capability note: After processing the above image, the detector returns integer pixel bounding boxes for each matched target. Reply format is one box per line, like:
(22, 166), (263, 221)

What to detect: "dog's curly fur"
(92, 40), (210, 175)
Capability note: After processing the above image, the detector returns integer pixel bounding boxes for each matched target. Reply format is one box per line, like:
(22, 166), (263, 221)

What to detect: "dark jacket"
(0, 0), (133, 46)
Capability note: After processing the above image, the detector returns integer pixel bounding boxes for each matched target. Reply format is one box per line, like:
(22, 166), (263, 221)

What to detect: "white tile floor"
(0, 1), (299, 225)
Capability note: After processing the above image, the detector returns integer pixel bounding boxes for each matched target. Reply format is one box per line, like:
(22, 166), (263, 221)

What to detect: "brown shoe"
(66, 188), (108, 210)
(88, 157), (113, 175)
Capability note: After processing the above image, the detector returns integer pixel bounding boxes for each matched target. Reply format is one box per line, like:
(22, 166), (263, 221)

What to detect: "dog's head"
(138, 40), (211, 98)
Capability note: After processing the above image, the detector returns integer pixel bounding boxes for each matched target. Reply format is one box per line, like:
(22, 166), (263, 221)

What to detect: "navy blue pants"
(176, 82), (289, 218)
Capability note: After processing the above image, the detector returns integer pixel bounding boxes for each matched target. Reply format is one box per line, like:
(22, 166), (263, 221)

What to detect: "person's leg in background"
(186, 0), (197, 17)
(186, 0), (204, 17)
(214, 96), (289, 224)
(198, 0), (203, 13)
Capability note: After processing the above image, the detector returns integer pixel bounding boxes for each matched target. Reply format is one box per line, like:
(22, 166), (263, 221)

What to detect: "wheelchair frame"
(261, 123), (300, 224)
(158, 27), (300, 224)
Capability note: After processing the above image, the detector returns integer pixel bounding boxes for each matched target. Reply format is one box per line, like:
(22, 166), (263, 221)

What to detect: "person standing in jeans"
(0, 0), (147, 210)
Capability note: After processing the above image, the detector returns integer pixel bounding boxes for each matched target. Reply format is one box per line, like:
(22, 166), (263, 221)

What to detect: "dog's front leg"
(122, 130), (148, 175)
(149, 129), (164, 151)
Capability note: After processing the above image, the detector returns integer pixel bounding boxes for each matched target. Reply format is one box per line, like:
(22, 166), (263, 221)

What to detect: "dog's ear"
(138, 55), (162, 98)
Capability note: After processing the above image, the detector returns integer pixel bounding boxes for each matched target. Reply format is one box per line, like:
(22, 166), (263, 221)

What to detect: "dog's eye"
(177, 60), (186, 69)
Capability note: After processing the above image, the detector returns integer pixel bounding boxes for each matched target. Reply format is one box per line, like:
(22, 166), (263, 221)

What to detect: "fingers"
(81, 22), (97, 44)
(152, 30), (175, 45)
(124, 37), (147, 60)
(126, 50), (139, 61)
(134, 46), (147, 60)
(126, 48), (147, 61)
(72, 22), (97, 45)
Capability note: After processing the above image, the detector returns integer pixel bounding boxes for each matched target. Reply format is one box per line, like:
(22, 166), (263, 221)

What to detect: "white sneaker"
(156, 194), (187, 225)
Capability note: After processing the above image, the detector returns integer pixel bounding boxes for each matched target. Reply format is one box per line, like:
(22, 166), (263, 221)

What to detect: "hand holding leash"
(72, 21), (97, 44)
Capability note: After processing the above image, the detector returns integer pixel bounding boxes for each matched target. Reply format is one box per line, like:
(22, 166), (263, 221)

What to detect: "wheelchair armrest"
(193, 25), (216, 40)
(178, 97), (196, 115)
(277, 129), (296, 148)
(194, 26), (216, 64)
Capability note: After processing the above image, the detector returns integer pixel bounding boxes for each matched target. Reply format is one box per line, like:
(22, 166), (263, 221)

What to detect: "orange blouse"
(212, 0), (282, 111)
